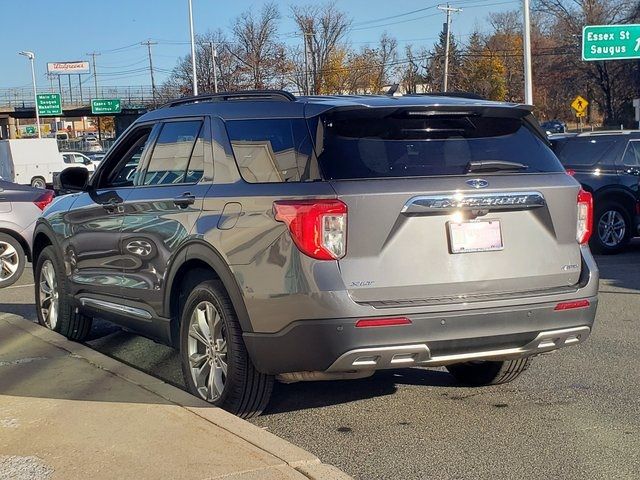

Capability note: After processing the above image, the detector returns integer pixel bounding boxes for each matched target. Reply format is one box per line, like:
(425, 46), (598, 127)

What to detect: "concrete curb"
(3, 314), (352, 480)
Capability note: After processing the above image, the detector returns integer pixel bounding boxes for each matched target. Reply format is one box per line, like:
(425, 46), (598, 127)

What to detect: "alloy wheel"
(39, 260), (59, 329)
(0, 241), (20, 282)
(597, 210), (626, 248)
(187, 301), (228, 402)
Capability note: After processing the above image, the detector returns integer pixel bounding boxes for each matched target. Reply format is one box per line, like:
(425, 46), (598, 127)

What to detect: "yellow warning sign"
(576, 111), (587, 118)
(571, 95), (589, 113)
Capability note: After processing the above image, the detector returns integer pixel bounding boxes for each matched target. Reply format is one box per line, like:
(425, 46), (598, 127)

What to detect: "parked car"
(550, 130), (640, 254)
(87, 153), (106, 164)
(82, 136), (103, 153)
(541, 120), (567, 134)
(61, 151), (97, 173)
(0, 180), (54, 287)
(33, 90), (599, 418)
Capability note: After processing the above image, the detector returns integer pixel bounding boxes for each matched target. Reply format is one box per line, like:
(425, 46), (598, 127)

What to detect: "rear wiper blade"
(466, 160), (528, 173)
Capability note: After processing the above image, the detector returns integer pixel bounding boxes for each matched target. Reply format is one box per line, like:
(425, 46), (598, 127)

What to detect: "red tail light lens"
(34, 190), (55, 211)
(273, 199), (347, 260)
(577, 189), (593, 245)
(355, 317), (412, 328)
(554, 299), (590, 311)
(565, 168), (575, 176)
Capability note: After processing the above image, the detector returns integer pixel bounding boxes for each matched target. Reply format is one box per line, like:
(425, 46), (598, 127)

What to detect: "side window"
(142, 121), (202, 186)
(100, 127), (154, 189)
(622, 141), (640, 167)
(225, 118), (320, 183)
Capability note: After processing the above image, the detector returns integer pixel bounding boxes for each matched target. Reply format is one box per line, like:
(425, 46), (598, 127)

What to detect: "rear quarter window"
(225, 119), (320, 183)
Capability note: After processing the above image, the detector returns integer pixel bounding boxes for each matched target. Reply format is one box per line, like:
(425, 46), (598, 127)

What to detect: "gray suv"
(33, 91), (599, 418)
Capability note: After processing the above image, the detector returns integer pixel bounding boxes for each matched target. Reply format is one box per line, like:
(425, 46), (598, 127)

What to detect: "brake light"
(565, 168), (575, 176)
(554, 299), (590, 311)
(576, 189), (593, 245)
(273, 199), (347, 260)
(355, 317), (412, 328)
(34, 190), (55, 211)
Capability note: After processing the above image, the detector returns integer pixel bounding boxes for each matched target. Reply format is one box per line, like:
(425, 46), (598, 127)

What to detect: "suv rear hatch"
(308, 104), (585, 305)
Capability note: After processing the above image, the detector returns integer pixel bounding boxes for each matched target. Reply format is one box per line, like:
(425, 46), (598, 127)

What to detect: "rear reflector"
(554, 300), (590, 311)
(34, 190), (55, 211)
(355, 317), (412, 328)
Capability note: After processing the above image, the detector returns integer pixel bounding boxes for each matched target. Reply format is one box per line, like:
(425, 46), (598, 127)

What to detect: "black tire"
(0, 233), (25, 288)
(590, 201), (631, 255)
(31, 177), (46, 189)
(34, 245), (92, 341)
(446, 357), (531, 386)
(179, 279), (273, 418)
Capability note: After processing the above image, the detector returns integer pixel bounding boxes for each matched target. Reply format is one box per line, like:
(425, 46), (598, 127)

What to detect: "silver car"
(0, 180), (54, 287)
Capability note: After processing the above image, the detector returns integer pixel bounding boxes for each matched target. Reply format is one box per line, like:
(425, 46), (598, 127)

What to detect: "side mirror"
(54, 167), (90, 194)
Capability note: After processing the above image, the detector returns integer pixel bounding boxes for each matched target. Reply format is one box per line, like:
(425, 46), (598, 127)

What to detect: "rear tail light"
(355, 317), (412, 328)
(554, 299), (590, 311)
(565, 168), (575, 176)
(273, 199), (347, 260)
(576, 189), (593, 245)
(34, 190), (55, 211)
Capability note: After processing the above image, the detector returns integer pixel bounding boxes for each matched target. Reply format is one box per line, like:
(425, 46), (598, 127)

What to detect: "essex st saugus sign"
(582, 24), (640, 61)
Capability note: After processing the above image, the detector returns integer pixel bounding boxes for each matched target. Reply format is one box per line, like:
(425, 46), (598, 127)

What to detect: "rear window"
(552, 137), (618, 167)
(311, 110), (564, 180)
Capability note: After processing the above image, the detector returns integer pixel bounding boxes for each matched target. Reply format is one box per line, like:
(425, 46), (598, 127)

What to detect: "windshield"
(311, 110), (564, 180)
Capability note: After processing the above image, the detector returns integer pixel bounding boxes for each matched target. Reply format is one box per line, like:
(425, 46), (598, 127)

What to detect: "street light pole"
(188, 0), (198, 96)
(19, 51), (41, 138)
(523, 0), (533, 104)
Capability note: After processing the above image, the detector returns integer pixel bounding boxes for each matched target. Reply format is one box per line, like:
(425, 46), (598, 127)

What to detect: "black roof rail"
(163, 89), (296, 108)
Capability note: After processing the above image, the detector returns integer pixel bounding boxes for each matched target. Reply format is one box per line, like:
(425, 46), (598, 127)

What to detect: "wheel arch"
(165, 240), (253, 347)
(592, 186), (637, 218)
(31, 223), (56, 267)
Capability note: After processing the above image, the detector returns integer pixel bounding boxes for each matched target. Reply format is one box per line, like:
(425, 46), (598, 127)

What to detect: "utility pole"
(142, 40), (158, 103)
(87, 52), (101, 99)
(303, 31), (314, 95)
(522, 0), (533, 104)
(437, 4), (462, 92)
(209, 42), (218, 93)
(87, 51), (102, 141)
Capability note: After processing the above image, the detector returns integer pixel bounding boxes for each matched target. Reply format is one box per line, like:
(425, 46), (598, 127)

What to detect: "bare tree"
(232, 3), (290, 89)
(291, 1), (351, 94)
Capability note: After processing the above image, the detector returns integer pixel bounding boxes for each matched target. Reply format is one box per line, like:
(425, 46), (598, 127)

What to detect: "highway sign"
(583, 24), (640, 61)
(91, 99), (121, 115)
(571, 95), (589, 113)
(36, 93), (62, 116)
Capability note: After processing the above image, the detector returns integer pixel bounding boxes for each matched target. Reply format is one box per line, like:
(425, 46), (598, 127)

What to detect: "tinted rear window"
(552, 137), (618, 167)
(312, 110), (563, 180)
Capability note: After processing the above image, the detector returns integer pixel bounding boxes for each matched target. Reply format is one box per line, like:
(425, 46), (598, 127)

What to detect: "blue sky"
(1, 0), (519, 89)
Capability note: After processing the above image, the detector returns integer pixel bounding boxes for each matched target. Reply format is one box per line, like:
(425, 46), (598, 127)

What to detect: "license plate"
(448, 220), (503, 254)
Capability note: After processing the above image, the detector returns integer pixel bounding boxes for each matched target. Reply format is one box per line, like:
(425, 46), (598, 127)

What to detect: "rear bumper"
(244, 296), (598, 375)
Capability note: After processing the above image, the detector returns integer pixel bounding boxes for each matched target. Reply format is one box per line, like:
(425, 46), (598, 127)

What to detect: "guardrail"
(0, 85), (180, 108)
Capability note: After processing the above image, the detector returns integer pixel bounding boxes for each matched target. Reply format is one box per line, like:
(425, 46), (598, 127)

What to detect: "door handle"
(102, 197), (122, 213)
(174, 193), (196, 208)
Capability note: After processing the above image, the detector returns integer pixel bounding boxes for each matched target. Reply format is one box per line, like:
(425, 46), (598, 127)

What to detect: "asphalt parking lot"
(2, 248), (639, 480)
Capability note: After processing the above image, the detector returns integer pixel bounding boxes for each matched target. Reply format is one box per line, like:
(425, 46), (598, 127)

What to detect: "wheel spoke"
(3, 260), (17, 275)
(188, 322), (209, 346)
(0, 244), (16, 258)
(197, 306), (211, 340)
(212, 364), (225, 396)
(207, 303), (222, 340)
(218, 355), (228, 376)
(207, 363), (218, 400)
(196, 362), (211, 391)
(189, 352), (208, 369)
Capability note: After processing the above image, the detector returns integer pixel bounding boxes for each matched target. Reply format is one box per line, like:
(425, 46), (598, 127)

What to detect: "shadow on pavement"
(594, 240), (640, 292)
(0, 303), (37, 320)
(263, 368), (456, 415)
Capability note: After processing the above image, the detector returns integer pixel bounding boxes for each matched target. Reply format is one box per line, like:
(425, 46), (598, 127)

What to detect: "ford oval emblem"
(466, 178), (489, 189)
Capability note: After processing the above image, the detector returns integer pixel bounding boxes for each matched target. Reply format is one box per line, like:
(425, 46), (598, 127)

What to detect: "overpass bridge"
(0, 85), (182, 138)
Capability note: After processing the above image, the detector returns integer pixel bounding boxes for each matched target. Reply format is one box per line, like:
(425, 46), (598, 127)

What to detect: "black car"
(541, 120), (566, 134)
(551, 131), (640, 253)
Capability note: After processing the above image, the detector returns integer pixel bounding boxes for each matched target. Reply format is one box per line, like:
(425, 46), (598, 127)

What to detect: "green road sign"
(25, 126), (36, 135)
(91, 99), (122, 115)
(582, 24), (640, 61)
(36, 93), (62, 116)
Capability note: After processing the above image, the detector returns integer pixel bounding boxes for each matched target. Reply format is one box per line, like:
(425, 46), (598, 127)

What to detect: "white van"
(0, 139), (68, 188)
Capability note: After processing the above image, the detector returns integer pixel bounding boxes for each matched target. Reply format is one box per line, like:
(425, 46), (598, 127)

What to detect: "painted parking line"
(3, 283), (35, 290)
